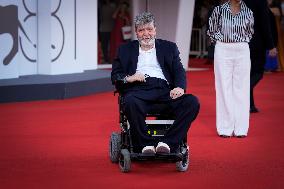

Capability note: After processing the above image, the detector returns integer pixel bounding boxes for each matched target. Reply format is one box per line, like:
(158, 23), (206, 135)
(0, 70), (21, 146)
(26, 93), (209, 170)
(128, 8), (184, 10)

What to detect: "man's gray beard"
(138, 37), (155, 47)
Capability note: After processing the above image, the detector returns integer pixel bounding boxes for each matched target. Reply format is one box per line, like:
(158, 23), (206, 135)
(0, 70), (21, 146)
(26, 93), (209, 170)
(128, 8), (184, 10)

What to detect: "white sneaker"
(156, 142), (170, 154)
(142, 146), (156, 154)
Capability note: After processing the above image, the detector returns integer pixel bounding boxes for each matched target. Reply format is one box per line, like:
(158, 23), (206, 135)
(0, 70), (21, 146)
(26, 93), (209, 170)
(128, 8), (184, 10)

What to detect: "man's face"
(135, 22), (156, 47)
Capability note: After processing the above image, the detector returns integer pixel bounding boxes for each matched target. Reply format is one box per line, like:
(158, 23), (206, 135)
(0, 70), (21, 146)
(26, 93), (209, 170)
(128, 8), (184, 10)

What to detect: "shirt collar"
(139, 43), (156, 54)
(224, 1), (245, 13)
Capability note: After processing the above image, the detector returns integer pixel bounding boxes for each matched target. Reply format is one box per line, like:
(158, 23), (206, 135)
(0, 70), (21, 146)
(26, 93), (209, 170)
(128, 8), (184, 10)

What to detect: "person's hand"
(125, 73), (146, 83)
(170, 87), (184, 99)
(269, 48), (277, 57)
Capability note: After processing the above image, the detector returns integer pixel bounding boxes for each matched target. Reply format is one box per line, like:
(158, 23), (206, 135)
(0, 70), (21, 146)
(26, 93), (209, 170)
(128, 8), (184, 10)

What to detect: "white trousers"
(214, 41), (250, 136)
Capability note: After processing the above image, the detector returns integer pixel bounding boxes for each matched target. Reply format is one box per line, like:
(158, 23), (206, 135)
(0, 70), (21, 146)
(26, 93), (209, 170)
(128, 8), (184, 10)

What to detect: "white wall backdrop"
(147, 0), (179, 42)
(76, 0), (98, 71)
(0, 0), (98, 79)
(49, 0), (81, 75)
(175, 0), (195, 70)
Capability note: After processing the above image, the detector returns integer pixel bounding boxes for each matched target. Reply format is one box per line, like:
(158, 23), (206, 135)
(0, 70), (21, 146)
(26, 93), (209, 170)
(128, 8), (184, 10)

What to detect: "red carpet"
(189, 58), (214, 69)
(0, 70), (284, 189)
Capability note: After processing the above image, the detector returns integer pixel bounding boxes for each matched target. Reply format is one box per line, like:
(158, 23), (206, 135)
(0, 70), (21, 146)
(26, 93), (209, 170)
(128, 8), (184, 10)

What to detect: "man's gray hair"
(134, 12), (156, 29)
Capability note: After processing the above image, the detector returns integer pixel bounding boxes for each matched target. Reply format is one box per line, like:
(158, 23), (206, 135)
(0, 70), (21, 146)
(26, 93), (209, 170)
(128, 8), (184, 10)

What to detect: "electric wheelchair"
(109, 92), (190, 173)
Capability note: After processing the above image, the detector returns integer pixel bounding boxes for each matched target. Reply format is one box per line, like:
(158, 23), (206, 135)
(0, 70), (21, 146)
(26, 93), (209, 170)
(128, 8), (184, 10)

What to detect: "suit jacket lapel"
(155, 40), (165, 69)
(130, 41), (139, 74)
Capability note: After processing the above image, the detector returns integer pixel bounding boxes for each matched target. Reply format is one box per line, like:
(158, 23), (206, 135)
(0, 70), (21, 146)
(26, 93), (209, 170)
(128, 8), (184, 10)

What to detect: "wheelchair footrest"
(145, 120), (175, 125)
(130, 152), (184, 162)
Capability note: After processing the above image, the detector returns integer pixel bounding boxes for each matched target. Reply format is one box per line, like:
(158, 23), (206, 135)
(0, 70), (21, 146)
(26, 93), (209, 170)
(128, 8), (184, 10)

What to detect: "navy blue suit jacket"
(111, 39), (186, 92)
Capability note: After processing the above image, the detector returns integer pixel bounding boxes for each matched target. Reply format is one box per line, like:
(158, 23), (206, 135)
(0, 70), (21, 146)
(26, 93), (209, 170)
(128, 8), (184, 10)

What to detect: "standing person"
(99, 0), (116, 64)
(265, 1), (279, 72)
(269, 0), (284, 71)
(109, 1), (131, 64)
(111, 12), (200, 154)
(207, 0), (254, 138)
(243, 0), (278, 113)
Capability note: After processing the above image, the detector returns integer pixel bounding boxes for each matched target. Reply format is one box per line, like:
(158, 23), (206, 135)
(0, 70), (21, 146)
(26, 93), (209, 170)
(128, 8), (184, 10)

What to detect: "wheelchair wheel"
(176, 146), (190, 172)
(119, 149), (131, 173)
(109, 132), (121, 163)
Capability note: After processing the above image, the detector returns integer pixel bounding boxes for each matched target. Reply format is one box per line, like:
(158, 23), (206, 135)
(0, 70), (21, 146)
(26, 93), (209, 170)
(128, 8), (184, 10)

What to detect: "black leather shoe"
(219, 134), (230, 138)
(236, 135), (247, 138)
(250, 106), (259, 113)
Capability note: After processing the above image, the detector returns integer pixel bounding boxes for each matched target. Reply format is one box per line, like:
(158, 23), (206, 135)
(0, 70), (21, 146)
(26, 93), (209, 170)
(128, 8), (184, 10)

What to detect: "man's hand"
(170, 87), (184, 99)
(125, 72), (146, 83)
(269, 48), (277, 57)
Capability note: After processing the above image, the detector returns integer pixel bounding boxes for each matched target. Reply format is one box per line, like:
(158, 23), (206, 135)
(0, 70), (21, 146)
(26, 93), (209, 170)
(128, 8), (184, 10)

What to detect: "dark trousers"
(99, 32), (111, 63)
(250, 51), (265, 108)
(122, 78), (200, 152)
(250, 72), (263, 108)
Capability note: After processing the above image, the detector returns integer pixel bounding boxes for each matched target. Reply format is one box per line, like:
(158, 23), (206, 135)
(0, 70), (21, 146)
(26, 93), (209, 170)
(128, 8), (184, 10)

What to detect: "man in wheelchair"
(111, 12), (200, 158)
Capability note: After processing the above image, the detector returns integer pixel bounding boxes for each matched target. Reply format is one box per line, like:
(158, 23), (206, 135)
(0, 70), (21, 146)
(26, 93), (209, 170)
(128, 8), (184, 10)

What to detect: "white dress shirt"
(136, 45), (167, 81)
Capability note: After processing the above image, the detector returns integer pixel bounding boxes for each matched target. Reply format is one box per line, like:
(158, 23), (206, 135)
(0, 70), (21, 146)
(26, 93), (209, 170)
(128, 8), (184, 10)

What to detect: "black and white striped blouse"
(207, 1), (254, 43)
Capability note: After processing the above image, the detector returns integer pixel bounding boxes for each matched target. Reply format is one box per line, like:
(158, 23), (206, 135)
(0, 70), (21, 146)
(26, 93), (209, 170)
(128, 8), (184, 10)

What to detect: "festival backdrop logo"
(0, 0), (68, 66)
